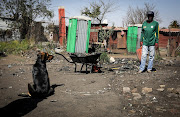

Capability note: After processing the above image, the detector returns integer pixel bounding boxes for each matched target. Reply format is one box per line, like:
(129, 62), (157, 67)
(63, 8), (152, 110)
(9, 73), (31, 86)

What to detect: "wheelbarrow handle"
(55, 53), (77, 72)
(55, 53), (74, 63)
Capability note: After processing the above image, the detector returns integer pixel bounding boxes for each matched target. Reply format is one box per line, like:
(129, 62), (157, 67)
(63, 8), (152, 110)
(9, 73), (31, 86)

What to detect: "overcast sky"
(49, 0), (180, 28)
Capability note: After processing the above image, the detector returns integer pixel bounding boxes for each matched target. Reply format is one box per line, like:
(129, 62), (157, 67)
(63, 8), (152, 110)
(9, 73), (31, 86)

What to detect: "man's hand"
(140, 42), (143, 46)
(155, 43), (159, 49)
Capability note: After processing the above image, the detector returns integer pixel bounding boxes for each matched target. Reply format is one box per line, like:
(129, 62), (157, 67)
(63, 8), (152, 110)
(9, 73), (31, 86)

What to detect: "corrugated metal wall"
(75, 20), (88, 53)
(136, 27), (142, 49)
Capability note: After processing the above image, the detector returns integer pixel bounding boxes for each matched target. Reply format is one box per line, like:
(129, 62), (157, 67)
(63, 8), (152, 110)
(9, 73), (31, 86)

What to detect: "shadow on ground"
(0, 84), (64, 117)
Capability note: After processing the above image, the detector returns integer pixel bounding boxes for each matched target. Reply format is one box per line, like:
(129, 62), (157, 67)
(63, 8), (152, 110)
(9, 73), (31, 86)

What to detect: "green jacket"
(140, 20), (159, 46)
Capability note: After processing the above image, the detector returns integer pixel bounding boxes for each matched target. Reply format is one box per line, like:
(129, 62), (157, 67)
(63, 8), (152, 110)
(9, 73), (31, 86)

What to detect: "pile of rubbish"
(106, 58), (140, 73)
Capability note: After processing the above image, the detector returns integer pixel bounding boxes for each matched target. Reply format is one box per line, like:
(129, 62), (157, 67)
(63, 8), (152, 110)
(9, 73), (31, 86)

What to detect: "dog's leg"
(28, 83), (36, 97)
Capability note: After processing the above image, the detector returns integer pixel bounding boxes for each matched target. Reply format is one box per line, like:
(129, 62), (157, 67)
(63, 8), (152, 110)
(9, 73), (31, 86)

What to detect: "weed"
(100, 52), (109, 63)
(0, 39), (30, 55)
(155, 54), (162, 60)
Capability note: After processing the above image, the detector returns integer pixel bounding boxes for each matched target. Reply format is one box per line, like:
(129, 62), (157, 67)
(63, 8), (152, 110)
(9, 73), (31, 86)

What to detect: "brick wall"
(159, 33), (180, 48)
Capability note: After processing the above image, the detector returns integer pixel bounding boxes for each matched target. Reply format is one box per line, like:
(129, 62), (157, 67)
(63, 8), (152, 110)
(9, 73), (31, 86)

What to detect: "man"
(139, 11), (159, 73)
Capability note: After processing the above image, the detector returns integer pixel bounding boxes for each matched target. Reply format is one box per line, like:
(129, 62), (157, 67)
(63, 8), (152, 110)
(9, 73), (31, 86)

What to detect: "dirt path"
(0, 54), (180, 117)
(0, 55), (122, 117)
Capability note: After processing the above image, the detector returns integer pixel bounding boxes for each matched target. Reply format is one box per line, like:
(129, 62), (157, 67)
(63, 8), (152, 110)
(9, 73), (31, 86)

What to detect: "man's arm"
(155, 22), (159, 44)
(140, 23), (144, 43)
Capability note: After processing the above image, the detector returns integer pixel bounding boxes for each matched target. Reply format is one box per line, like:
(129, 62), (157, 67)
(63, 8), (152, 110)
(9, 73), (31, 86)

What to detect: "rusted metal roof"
(159, 28), (180, 32)
(101, 26), (127, 31)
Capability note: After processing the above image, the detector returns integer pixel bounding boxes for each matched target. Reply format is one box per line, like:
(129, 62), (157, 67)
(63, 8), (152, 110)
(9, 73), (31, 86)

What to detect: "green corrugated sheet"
(127, 26), (138, 53)
(67, 19), (77, 53)
(86, 20), (91, 53)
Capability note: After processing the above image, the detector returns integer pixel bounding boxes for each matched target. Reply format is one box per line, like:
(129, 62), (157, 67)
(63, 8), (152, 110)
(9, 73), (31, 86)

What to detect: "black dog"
(28, 52), (54, 98)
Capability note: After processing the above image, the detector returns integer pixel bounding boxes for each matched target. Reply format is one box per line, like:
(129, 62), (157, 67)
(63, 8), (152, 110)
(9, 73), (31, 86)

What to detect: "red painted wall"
(58, 7), (66, 46)
(159, 34), (180, 48)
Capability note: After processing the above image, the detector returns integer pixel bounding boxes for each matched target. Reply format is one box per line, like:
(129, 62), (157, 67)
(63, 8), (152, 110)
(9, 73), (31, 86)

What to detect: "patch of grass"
(100, 52), (109, 63)
(36, 42), (57, 55)
(177, 52), (180, 56)
(0, 39), (30, 55)
(155, 54), (162, 60)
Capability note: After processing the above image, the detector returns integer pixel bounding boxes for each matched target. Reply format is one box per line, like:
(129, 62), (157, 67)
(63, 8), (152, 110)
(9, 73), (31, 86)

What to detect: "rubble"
(107, 58), (140, 74)
(156, 88), (164, 92)
(123, 87), (131, 93)
(175, 88), (180, 94)
(50, 100), (57, 102)
(109, 57), (115, 63)
(8, 64), (12, 68)
(167, 88), (175, 92)
(156, 106), (166, 112)
(57, 66), (70, 71)
(131, 88), (138, 93)
(167, 93), (179, 98)
(132, 93), (142, 100)
(142, 87), (152, 94)
(159, 85), (165, 88)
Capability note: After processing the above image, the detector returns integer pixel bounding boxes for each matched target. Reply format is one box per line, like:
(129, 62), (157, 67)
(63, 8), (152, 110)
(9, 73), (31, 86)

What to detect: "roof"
(58, 6), (65, 9)
(69, 16), (91, 21)
(128, 24), (142, 27)
(101, 26), (127, 31)
(91, 23), (108, 27)
(159, 28), (180, 32)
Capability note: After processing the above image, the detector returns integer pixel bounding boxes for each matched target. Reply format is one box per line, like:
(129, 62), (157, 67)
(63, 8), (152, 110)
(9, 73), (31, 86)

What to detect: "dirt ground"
(0, 52), (180, 117)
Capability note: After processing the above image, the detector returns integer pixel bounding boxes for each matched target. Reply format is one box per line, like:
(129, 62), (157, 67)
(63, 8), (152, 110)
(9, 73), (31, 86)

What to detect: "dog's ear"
(41, 52), (46, 61)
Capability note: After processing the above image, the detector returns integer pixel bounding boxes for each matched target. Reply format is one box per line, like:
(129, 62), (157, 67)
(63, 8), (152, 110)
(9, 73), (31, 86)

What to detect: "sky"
(48, 0), (180, 28)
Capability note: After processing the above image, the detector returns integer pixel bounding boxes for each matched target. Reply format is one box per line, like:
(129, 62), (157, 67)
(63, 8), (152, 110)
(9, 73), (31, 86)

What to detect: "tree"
(169, 20), (180, 28)
(124, 3), (161, 25)
(98, 25), (115, 48)
(0, 0), (53, 39)
(81, 0), (117, 24)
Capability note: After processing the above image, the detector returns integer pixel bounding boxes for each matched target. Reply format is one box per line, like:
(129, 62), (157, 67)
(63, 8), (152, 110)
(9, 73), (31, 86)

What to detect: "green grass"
(0, 39), (30, 54)
(36, 42), (56, 55)
(100, 52), (110, 63)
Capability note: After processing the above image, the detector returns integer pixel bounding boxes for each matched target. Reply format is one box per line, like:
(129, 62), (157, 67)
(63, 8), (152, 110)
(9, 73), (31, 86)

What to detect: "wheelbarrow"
(56, 53), (101, 74)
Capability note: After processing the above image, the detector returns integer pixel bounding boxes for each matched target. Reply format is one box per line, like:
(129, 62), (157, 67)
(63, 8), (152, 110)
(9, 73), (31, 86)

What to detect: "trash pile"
(106, 58), (140, 73)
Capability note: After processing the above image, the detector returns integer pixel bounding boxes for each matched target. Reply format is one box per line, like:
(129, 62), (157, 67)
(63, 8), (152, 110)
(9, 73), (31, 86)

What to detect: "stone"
(156, 106), (166, 112)
(159, 85), (165, 88)
(167, 88), (174, 92)
(58, 66), (70, 71)
(142, 87), (152, 94)
(91, 80), (96, 83)
(157, 88), (164, 92)
(50, 100), (57, 102)
(129, 110), (136, 114)
(167, 93), (179, 98)
(55, 48), (64, 53)
(8, 65), (12, 68)
(175, 88), (180, 94)
(132, 93), (142, 100)
(123, 87), (131, 93)
(109, 57), (115, 63)
(131, 88), (138, 93)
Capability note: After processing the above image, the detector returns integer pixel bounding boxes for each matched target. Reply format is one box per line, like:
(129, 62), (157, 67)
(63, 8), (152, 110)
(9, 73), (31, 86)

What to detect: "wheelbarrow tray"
(70, 53), (101, 64)
(56, 52), (101, 73)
